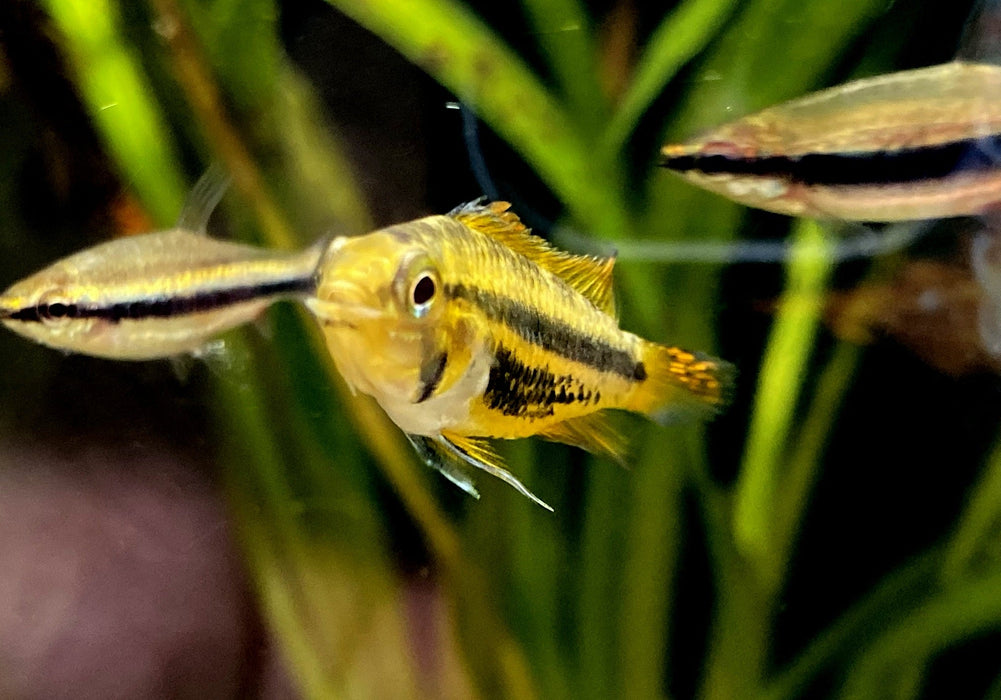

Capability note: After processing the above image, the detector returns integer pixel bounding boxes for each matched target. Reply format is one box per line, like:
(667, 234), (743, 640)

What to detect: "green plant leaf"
(601, 0), (738, 158)
(41, 0), (189, 225)
(324, 0), (631, 240)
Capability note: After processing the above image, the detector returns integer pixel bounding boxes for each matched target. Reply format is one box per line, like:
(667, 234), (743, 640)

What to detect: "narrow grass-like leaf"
(733, 219), (835, 580)
(576, 456), (630, 700)
(217, 327), (421, 699)
(616, 424), (689, 698)
(41, 0), (188, 225)
(773, 342), (861, 578)
(987, 669), (1001, 700)
(601, 0), (738, 158)
(760, 547), (941, 700)
(941, 431), (1001, 583)
(837, 568), (1001, 700)
(658, 0), (888, 144)
(178, 0), (281, 113)
(149, 0), (297, 248)
(519, 0), (607, 135)
(507, 441), (572, 699)
(323, 0), (631, 240)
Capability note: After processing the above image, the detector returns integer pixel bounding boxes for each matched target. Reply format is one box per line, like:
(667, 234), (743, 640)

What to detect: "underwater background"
(0, 0), (999, 697)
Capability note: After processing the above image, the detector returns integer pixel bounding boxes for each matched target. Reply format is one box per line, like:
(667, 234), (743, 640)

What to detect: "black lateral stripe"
(661, 134), (1001, 186)
(5, 277), (313, 324)
(415, 351), (448, 403)
(446, 283), (640, 380)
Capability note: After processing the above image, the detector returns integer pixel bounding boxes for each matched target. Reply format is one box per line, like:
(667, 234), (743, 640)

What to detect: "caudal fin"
(627, 343), (735, 423)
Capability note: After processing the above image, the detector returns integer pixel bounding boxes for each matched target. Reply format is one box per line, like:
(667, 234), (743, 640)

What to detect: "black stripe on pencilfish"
(660, 134), (1001, 187)
(5, 277), (313, 324)
(445, 283), (643, 380)
(485, 345), (603, 419)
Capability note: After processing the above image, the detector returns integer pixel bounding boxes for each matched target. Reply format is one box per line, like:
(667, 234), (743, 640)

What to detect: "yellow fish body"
(308, 201), (734, 508)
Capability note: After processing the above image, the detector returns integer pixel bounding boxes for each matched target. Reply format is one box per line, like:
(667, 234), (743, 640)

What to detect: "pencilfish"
(0, 169), (322, 360)
(661, 62), (1001, 221)
(307, 201), (734, 509)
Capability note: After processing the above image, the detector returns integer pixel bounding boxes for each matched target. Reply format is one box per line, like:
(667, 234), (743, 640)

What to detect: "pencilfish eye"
(37, 291), (76, 326)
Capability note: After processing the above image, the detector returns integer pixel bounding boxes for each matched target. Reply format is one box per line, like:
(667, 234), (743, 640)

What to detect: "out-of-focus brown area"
(0, 351), (303, 698)
(0, 442), (267, 699)
(828, 257), (999, 377)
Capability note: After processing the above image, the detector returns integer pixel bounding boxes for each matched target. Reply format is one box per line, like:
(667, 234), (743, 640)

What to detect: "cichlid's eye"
(412, 274), (436, 306)
(408, 271), (438, 318)
(394, 252), (440, 319)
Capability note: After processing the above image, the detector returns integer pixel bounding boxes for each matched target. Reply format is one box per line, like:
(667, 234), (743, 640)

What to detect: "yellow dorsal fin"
(451, 200), (617, 316)
(536, 413), (628, 465)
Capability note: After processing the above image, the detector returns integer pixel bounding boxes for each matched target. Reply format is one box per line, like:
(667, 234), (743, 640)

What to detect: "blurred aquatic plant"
(11, 0), (1001, 698)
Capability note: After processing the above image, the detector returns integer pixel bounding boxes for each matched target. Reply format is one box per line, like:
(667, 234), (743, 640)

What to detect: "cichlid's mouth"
(304, 295), (384, 328)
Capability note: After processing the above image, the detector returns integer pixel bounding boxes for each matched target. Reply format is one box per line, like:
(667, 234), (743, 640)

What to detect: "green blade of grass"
(217, 325), (422, 699)
(519, 0), (607, 135)
(772, 342), (861, 580)
(837, 568), (1001, 700)
(942, 430), (1001, 583)
(657, 0), (888, 146)
(616, 424), (690, 698)
(733, 219), (835, 581)
(601, 0), (738, 159)
(41, 0), (189, 225)
(323, 0), (631, 240)
(761, 550), (941, 700)
(576, 453), (630, 700)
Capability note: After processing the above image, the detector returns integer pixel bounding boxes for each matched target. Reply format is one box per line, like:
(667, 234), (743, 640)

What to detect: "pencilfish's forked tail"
(626, 342), (736, 423)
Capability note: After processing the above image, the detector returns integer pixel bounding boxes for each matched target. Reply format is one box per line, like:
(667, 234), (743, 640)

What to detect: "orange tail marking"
(628, 343), (735, 422)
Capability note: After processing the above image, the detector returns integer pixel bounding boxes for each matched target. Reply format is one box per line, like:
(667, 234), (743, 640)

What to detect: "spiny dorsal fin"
(450, 200), (617, 316)
(536, 413), (627, 466)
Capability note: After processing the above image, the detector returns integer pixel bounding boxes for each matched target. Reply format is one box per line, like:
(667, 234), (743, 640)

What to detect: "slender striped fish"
(0, 169), (323, 359)
(307, 201), (734, 509)
(661, 62), (1001, 221)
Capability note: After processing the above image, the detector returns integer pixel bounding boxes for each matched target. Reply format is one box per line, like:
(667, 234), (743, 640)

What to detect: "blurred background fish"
(660, 62), (1001, 222)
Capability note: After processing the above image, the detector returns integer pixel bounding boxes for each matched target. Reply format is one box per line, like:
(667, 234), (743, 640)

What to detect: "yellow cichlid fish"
(307, 201), (734, 509)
